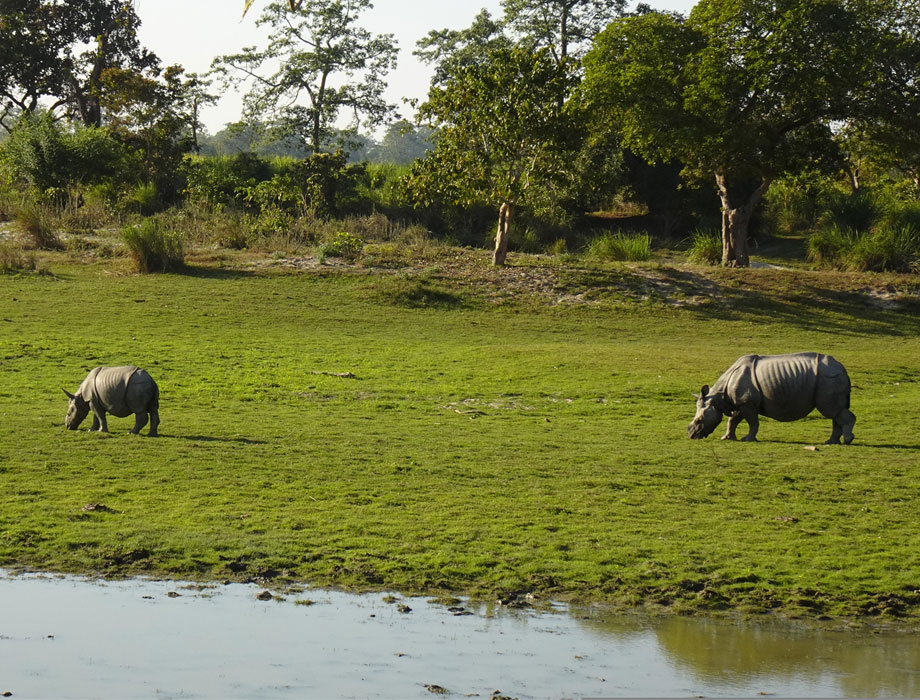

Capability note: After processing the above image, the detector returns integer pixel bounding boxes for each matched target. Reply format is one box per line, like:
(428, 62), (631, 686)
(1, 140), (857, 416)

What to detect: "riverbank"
(1, 242), (919, 622)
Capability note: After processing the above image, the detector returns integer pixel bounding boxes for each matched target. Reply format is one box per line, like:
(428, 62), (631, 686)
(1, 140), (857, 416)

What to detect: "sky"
(134, 0), (698, 136)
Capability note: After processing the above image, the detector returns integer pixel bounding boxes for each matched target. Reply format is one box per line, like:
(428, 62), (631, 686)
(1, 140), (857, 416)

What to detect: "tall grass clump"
(15, 199), (61, 250)
(315, 231), (365, 264)
(121, 217), (185, 273)
(806, 224), (858, 267)
(818, 189), (883, 233)
(585, 231), (651, 262)
(0, 241), (38, 273)
(686, 228), (722, 265)
(847, 224), (920, 273)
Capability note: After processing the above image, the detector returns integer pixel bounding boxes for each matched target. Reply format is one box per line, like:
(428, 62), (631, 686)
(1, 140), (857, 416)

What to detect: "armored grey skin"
(64, 366), (160, 436)
(688, 353), (855, 444)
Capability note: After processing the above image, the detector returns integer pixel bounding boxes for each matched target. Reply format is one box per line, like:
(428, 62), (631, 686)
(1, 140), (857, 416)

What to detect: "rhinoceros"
(64, 366), (160, 436)
(688, 352), (855, 444)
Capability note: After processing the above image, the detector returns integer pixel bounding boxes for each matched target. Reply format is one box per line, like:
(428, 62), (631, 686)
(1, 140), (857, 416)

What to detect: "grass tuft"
(121, 217), (186, 273)
(585, 231), (651, 262)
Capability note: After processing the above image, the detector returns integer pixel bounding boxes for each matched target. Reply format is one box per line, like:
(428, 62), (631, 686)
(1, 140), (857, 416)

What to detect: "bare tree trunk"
(492, 201), (514, 266)
(715, 173), (772, 268)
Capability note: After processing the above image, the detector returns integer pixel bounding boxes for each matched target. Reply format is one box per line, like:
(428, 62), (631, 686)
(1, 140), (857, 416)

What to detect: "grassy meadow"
(1, 245), (919, 623)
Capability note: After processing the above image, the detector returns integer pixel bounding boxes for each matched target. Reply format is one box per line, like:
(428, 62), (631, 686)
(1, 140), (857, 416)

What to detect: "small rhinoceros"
(64, 366), (160, 436)
(688, 352), (855, 444)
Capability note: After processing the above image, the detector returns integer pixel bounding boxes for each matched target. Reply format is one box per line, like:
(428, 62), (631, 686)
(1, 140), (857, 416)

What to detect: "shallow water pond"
(1, 571), (918, 699)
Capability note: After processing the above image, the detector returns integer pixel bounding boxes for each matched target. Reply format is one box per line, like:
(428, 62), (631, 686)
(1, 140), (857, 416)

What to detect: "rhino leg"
(826, 410), (856, 445)
(91, 408), (109, 433)
(148, 407), (159, 437)
(131, 411), (149, 435)
(721, 412), (742, 440)
(731, 406), (760, 442)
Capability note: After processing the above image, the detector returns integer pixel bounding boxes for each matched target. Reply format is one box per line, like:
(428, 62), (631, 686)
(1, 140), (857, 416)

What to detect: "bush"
(316, 231), (365, 264)
(0, 241), (38, 273)
(585, 231), (651, 262)
(15, 199), (61, 250)
(121, 217), (185, 273)
(806, 224), (857, 267)
(686, 228), (722, 265)
(808, 223), (920, 272)
(846, 225), (920, 273)
(818, 189), (883, 234)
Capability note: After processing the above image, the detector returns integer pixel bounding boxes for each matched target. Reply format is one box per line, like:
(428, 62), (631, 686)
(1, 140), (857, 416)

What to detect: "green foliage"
(585, 231), (651, 261)
(818, 190), (884, 234)
(120, 217), (185, 273)
(0, 113), (134, 195)
(846, 225), (920, 273)
(686, 228), (722, 265)
(183, 152), (276, 208)
(316, 231), (365, 263)
(581, 0), (920, 266)
(213, 0), (398, 154)
(14, 198), (60, 250)
(0, 241), (38, 273)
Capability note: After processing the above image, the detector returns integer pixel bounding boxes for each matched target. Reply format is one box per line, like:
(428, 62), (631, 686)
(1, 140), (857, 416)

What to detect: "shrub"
(0, 241), (38, 273)
(808, 223), (920, 272)
(686, 228), (722, 265)
(846, 225), (920, 273)
(316, 231), (365, 264)
(121, 217), (185, 273)
(806, 224), (858, 267)
(15, 199), (61, 250)
(585, 231), (651, 262)
(818, 190), (882, 234)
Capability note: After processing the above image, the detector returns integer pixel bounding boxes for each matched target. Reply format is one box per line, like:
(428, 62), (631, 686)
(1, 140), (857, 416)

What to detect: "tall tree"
(582, 0), (920, 267)
(214, 0), (398, 154)
(414, 10), (510, 89)
(408, 46), (578, 266)
(0, 0), (156, 130)
(502, 0), (625, 64)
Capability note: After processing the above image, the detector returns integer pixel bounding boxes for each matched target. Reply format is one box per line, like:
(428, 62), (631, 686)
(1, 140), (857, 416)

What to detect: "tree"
(582, 0), (920, 267)
(214, 0), (398, 155)
(502, 0), (625, 64)
(367, 120), (434, 165)
(408, 46), (578, 266)
(415, 10), (511, 89)
(0, 0), (157, 130)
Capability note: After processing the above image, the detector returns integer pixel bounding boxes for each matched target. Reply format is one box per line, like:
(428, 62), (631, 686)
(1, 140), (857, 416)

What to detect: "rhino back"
(753, 353), (821, 421)
(90, 366), (140, 417)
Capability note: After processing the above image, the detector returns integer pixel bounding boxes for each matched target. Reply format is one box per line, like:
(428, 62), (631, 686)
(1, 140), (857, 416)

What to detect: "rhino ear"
(63, 389), (76, 400)
(700, 384), (710, 398)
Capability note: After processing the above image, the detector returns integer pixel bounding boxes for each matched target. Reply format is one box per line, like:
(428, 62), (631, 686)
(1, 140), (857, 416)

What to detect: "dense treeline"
(1, 0), (919, 272)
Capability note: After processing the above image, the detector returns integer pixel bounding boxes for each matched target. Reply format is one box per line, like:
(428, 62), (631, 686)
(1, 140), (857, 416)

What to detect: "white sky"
(134, 0), (697, 135)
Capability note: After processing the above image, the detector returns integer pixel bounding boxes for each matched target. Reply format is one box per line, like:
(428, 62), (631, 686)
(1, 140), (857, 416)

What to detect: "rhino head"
(688, 384), (725, 439)
(63, 389), (90, 430)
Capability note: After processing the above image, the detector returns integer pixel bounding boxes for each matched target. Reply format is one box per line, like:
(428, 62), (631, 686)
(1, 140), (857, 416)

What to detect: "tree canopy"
(582, 0), (920, 266)
(409, 45), (579, 265)
(215, 0), (398, 155)
(0, 0), (156, 130)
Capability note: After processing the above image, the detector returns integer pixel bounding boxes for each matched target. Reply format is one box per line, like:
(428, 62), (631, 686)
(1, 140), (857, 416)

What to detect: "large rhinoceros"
(64, 366), (160, 436)
(688, 352), (855, 444)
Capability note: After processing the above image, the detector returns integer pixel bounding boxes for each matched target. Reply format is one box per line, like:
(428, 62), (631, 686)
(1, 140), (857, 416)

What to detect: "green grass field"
(2, 246), (919, 622)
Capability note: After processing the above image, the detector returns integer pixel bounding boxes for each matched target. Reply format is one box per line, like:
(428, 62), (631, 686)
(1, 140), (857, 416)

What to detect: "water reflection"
(1, 571), (918, 699)
(577, 608), (920, 698)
